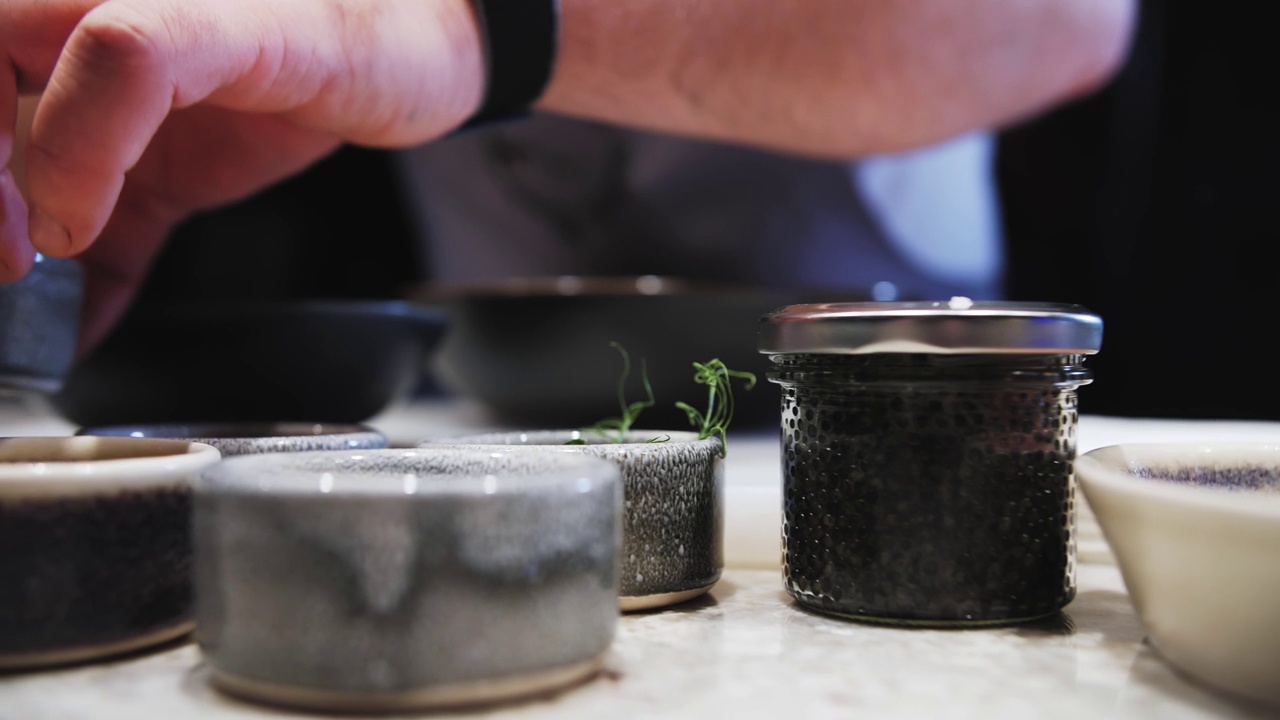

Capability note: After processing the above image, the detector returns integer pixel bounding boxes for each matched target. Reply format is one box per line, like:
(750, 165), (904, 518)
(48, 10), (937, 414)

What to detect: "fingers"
(0, 61), (35, 282)
(23, 0), (262, 259)
(21, 0), (485, 262)
(2, 0), (101, 277)
(74, 105), (341, 356)
(0, 170), (35, 283)
(71, 184), (170, 357)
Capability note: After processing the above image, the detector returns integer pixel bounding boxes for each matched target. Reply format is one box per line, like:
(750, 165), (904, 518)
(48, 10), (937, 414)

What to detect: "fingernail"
(29, 208), (73, 255)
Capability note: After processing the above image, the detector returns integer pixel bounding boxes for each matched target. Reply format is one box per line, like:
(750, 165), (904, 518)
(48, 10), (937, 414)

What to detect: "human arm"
(541, 0), (1137, 157)
(0, 0), (1136, 352)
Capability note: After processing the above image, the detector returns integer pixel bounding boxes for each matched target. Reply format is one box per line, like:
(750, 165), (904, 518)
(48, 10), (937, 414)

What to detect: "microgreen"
(675, 359), (757, 456)
(568, 343), (756, 453)
(567, 341), (662, 445)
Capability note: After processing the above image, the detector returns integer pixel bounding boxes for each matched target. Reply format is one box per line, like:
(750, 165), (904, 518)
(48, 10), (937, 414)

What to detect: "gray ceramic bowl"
(0, 436), (222, 669)
(0, 254), (83, 394)
(420, 431), (723, 611)
(194, 447), (621, 712)
(77, 422), (388, 456)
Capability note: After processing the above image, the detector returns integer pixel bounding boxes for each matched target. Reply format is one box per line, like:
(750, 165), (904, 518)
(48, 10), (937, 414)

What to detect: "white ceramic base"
(0, 621), (193, 671)
(620, 582), (716, 612)
(210, 656), (605, 713)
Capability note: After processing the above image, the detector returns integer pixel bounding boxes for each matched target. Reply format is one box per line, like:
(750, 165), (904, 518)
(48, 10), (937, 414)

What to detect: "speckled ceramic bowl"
(77, 422), (388, 456)
(0, 436), (222, 669)
(1078, 443), (1280, 709)
(420, 431), (724, 611)
(194, 447), (621, 712)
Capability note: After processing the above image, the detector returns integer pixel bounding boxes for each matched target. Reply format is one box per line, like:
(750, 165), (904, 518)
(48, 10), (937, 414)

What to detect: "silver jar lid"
(758, 298), (1103, 355)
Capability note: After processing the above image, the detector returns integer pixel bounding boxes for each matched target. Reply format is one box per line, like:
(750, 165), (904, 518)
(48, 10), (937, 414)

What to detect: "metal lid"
(758, 298), (1103, 355)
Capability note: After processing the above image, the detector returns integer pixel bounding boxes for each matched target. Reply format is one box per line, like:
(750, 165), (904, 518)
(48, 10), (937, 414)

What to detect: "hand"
(1, 0), (483, 353)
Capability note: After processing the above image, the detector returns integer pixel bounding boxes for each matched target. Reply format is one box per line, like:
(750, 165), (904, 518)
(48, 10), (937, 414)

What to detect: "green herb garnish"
(568, 343), (756, 453)
(675, 359), (757, 456)
(568, 341), (662, 445)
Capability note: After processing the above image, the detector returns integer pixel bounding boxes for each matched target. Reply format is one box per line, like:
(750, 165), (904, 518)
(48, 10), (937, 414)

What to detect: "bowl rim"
(0, 436), (222, 494)
(1077, 443), (1280, 520)
(120, 298), (446, 326)
(76, 422), (385, 443)
(408, 274), (864, 302)
(197, 447), (621, 497)
(419, 429), (712, 447)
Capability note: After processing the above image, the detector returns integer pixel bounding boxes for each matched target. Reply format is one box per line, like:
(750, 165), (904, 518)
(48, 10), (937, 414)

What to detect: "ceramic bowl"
(77, 422), (388, 456)
(52, 300), (447, 426)
(421, 430), (723, 611)
(0, 436), (222, 669)
(413, 276), (855, 428)
(1077, 443), (1280, 709)
(194, 447), (621, 712)
(0, 254), (83, 394)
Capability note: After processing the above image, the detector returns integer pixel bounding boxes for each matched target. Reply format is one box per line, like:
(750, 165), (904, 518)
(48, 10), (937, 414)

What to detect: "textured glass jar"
(759, 300), (1102, 626)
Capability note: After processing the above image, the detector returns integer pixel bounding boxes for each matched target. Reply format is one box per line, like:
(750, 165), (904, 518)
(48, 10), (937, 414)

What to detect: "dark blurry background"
(132, 147), (423, 306)
(998, 1), (1277, 419)
(124, 0), (1275, 420)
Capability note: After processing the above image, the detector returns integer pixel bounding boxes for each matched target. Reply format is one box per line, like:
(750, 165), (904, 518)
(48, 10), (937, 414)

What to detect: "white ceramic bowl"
(1077, 443), (1280, 709)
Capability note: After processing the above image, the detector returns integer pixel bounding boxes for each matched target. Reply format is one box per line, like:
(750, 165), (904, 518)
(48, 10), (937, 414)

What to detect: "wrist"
(458, 0), (560, 129)
(427, 0), (488, 132)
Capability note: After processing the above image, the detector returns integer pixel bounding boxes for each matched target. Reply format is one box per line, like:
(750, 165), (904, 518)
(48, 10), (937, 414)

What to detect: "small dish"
(0, 436), (222, 669)
(420, 430), (723, 611)
(52, 300), (447, 426)
(77, 422), (388, 456)
(1077, 443), (1280, 709)
(194, 447), (621, 712)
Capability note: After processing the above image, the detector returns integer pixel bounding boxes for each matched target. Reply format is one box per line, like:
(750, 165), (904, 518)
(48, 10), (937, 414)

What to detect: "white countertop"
(3, 394), (1280, 719)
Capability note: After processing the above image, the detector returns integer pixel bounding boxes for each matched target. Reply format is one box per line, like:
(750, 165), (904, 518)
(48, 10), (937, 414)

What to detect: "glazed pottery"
(421, 430), (723, 611)
(0, 436), (221, 669)
(194, 447), (621, 712)
(1079, 443), (1280, 709)
(78, 422), (388, 456)
(53, 300), (446, 425)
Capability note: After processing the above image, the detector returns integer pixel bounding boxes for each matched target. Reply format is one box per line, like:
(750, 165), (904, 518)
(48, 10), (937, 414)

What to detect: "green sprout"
(674, 359), (757, 456)
(567, 343), (756, 451)
(567, 341), (664, 445)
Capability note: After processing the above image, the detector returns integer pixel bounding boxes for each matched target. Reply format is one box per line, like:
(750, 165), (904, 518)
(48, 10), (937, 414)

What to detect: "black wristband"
(461, 0), (560, 130)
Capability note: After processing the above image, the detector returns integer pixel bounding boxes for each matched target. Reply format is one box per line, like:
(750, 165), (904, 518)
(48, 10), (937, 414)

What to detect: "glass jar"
(759, 300), (1102, 626)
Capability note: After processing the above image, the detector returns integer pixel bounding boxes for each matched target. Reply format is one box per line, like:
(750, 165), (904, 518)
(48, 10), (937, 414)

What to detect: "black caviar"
(771, 353), (1091, 626)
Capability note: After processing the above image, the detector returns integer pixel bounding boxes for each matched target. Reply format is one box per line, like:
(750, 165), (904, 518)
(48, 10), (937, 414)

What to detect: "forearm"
(536, 0), (1137, 158)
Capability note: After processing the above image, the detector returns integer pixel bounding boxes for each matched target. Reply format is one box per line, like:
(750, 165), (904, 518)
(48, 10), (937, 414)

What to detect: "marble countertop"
(3, 394), (1280, 719)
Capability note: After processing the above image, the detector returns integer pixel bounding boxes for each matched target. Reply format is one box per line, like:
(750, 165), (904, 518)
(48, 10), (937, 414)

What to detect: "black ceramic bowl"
(414, 276), (854, 429)
(0, 436), (222, 669)
(52, 300), (447, 426)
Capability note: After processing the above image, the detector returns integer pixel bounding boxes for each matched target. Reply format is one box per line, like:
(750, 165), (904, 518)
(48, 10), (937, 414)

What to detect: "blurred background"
(53, 1), (1276, 423)
(998, 2), (1277, 420)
